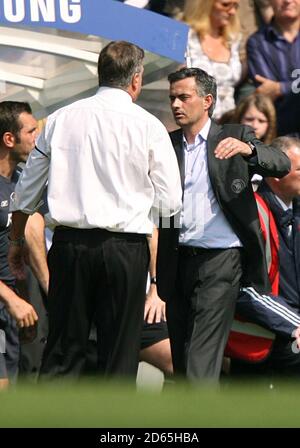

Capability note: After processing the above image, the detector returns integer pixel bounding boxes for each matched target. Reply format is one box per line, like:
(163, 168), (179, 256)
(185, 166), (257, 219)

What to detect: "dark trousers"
(167, 247), (242, 382)
(0, 306), (19, 382)
(231, 336), (300, 378)
(40, 228), (149, 379)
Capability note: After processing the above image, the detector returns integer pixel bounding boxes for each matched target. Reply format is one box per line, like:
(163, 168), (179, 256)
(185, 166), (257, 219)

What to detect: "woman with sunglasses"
(183, 0), (242, 119)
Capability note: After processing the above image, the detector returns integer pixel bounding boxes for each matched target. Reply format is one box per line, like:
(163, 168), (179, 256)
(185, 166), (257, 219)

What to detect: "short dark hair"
(98, 40), (145, 88)
(168, 67), (217, 117)
(0, 101), (32, 143)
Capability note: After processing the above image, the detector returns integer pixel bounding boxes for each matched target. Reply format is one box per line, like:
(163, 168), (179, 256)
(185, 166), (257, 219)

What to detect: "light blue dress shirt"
(179, 119), (243, 248)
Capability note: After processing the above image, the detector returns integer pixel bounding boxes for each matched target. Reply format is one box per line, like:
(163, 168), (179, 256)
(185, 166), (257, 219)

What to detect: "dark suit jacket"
(157, 121), (291, 300)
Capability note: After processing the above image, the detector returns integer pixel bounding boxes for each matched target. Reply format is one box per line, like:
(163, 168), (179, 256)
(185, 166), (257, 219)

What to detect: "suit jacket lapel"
(206, 121), (223, 189)
(171, 129), (185, 189)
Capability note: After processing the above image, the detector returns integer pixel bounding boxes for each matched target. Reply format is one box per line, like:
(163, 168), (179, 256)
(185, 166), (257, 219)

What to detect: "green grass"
(0, 378), (299, 428)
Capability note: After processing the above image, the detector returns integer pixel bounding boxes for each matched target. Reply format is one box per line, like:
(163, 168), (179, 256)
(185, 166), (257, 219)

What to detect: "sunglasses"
(217, 1), (240, 11)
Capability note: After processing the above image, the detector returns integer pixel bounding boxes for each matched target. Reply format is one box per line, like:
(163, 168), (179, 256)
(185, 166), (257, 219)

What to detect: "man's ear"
(131, 72), (141, 92)
(2, 132), (15, 148)
(203, 94), (213, 112)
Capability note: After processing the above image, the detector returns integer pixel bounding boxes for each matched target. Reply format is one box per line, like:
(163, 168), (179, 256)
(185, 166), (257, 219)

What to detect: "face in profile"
(241, 105), (269, 140)
(278, 146), (300, 198)
(10, 112), (38, 163)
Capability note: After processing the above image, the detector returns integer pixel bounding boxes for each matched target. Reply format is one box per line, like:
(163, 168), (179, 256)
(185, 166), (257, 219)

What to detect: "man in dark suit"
(157, 67), (290, 383)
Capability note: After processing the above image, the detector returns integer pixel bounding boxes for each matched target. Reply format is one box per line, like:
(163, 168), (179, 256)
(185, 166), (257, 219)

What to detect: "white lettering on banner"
(31, 0), (56, 22)
(2, 0), (81, 24)
(3, 0), (25, 22)
(60, 0), (81, 24)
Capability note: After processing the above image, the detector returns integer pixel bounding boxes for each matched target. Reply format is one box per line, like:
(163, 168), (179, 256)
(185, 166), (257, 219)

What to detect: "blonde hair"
(234, 94), (277, 144)
(183, 0), (240, 46)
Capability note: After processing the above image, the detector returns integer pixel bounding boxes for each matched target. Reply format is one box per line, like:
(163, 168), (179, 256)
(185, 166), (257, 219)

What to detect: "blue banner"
(0, 0), (188, 62)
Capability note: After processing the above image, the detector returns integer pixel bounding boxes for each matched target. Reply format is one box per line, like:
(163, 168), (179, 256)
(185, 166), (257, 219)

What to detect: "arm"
(149, 120), (182, 222)
(25, 212), (49, 295)
(144, 225), (166, 324)
(0, 280), (38, 328)
(247, 33), (275, 82)
(214, 126), (291, 177)
(8, 211), (30, 281)
(247, 34), (287, 98)
(9, 130), (50, 279)
(238, 287), (300, 340)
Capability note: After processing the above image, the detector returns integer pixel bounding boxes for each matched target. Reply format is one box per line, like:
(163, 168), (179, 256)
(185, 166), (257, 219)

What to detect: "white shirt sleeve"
(10, 126), (50, 214)
(148, 121), (182, 223)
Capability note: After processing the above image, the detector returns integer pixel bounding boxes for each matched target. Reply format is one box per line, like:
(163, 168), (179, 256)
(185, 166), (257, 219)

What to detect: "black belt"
(178, 245), (239, 257)
(54, 226), (147, 243)
(178, 245), (208, 256)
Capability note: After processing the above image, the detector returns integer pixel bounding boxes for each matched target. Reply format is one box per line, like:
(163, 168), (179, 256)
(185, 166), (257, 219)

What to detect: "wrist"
(150, 276), (157, 285)
(244, 141), (257, 159)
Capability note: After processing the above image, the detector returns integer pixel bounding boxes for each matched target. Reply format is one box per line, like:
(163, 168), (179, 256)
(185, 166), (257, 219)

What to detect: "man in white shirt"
(8, 41), (182, 379)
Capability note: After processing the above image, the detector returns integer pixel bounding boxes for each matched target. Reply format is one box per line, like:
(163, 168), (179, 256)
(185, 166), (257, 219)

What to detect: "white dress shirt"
(179, 118), (242, 248)
(11, 87), (182, 234)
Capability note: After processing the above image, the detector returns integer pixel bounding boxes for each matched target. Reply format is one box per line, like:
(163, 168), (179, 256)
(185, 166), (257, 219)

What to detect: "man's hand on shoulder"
(215, 137), (253, 160)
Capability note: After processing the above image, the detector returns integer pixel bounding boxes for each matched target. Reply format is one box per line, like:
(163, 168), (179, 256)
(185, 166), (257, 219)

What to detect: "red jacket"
(225, 193), (279, 362)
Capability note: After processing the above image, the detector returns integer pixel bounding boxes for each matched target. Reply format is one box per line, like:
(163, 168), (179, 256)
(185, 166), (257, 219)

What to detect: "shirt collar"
(275, 194), (292, 211)
(183, 118), (211, 148)
(200, 118), (211, 141)
(96, 86), (133, 102)
(265, 20), (299, 43)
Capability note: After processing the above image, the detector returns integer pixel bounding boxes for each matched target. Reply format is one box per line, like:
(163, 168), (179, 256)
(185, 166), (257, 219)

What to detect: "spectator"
(239, 0), (273, 62)
(227, 137), (300, 378)
(183, 0), (242, 119)
(234, 93), (277, 144)
(234, 93), (277, 189)
(247, 0), (300, 136)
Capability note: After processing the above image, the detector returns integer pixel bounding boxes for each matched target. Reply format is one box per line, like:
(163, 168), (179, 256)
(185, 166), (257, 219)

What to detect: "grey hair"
(98, 40), (144, 89)
(272, 136), (300, 153)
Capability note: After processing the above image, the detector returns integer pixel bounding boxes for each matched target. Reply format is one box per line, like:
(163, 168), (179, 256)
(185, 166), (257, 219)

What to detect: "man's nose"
(172, 98), (181, 108)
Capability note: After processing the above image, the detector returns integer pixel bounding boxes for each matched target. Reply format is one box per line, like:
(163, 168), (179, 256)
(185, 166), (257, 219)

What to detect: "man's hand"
(6, 295), (38, 328)
(215, 137), (252, 160)
(8, 244), (27, 281)
(255, 75), (282, 101)
(144, 285), (166, 324)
